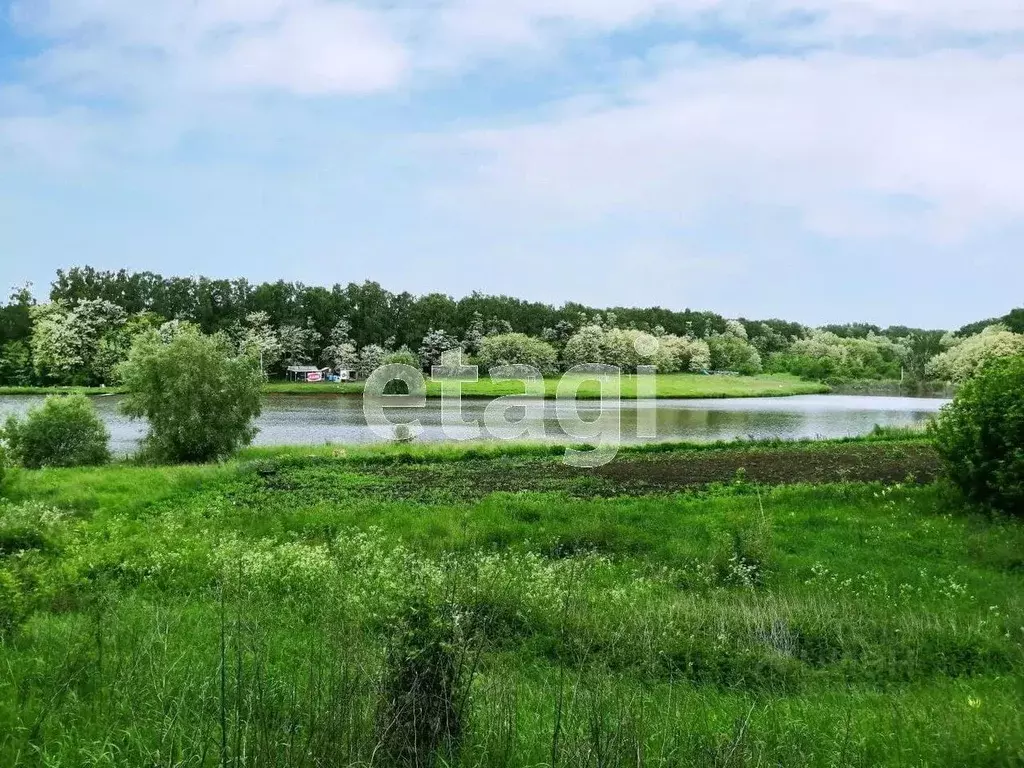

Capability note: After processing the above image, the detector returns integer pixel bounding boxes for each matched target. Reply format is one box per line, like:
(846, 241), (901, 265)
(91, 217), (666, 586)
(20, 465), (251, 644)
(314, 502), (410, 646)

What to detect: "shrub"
(2, 394), (110, 469)
(118, 327), (263, 463)
(929, 355), (1024, 514)
(478, 333), (558, 375)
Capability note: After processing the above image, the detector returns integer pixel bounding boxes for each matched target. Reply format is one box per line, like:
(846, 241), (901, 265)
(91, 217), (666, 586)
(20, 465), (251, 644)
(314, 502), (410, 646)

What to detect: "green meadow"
(1, 438), (1021, 767)
(1, 373), (829, 400)
(270, 372), (829, 399)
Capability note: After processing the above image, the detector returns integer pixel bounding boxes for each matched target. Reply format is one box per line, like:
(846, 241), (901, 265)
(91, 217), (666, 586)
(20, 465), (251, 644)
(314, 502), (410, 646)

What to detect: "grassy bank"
(0, 385), (122, 396)
(1, 373), (829, 400)
(1, 439), (1021, 766)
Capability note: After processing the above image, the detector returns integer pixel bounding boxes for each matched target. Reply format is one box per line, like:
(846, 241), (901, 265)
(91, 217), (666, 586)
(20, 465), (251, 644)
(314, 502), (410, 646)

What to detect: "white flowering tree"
(30, 299), (126, 385)
(232, 312), (282, 374)
(279, 322), (322, 367)
(724, 319), (749, 341)
(926, 325), (1024, 383)
(656, 335), (712, 373)
(561, 325), (606, 369)
(418, 329), (460, 371)
(779, 330), (909, 380)
(321, 320), (358, 371)
(477, 333), (558, 374)
(357, 344), (389, 378)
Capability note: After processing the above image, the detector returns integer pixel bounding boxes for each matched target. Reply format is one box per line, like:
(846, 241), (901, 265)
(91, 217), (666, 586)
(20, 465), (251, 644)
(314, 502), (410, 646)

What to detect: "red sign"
(306, 372), (323, 382)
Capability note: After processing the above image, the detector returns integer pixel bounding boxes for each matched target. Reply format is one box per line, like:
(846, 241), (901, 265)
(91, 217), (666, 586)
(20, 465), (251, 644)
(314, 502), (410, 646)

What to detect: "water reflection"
(0, 394), (948, 456)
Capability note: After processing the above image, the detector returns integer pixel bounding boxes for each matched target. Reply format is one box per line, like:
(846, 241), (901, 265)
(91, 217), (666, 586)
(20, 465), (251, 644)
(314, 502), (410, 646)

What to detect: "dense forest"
(0, 266), (1020, 387)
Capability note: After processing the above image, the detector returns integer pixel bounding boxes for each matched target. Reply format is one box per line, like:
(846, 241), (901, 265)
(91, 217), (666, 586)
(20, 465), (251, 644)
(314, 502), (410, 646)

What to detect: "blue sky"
(1, 0), (1022, 329)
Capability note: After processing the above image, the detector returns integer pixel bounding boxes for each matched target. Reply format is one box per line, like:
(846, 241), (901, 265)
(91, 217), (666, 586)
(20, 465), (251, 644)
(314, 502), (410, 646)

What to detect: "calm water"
(0, 394), (948, 455)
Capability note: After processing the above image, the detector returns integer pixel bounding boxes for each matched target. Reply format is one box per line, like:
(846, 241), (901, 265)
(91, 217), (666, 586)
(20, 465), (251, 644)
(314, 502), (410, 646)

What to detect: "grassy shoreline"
(0, 373), (829, 400)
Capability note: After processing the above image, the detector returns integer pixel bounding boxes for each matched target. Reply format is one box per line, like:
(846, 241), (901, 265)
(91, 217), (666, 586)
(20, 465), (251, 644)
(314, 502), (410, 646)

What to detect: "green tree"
(2, 394), (110, 468)
(929, 355), (1024, 515)
(707, 334), (762, 375)
(0, 284), (35, 346)
(0, 341), (33, 386)
(118, 328), (263, 463)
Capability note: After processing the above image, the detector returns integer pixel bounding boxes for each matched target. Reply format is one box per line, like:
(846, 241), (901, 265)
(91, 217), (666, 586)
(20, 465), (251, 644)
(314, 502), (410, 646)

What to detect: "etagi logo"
(362, 341), (662, 468)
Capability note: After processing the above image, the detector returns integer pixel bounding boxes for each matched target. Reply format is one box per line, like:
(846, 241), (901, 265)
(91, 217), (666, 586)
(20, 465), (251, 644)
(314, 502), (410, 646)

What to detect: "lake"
(0, 394), (948, 455)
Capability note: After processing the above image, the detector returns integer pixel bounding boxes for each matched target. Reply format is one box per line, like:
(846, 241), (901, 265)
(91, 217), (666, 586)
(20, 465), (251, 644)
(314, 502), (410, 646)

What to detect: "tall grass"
(0, 446), (1021, 766)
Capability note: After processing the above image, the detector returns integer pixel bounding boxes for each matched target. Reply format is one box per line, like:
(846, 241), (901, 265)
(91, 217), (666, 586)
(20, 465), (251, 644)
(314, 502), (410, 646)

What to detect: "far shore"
(0, 373), (830, 401)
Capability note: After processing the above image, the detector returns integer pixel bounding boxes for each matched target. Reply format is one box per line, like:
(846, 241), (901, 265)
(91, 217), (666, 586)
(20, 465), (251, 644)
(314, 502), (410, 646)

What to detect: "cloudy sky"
(1, 0), (1021, 328)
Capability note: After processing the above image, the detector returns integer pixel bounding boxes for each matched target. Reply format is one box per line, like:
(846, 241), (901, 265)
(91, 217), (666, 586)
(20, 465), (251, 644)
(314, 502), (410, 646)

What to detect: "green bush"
(929, 355), (1024, 514)
(118, 327), (263, 463)
(2, 394), (110, 469)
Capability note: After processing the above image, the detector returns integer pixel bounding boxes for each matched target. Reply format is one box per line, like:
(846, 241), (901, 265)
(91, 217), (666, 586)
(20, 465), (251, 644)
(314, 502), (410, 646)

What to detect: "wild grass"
(0, 443), (1021, 766)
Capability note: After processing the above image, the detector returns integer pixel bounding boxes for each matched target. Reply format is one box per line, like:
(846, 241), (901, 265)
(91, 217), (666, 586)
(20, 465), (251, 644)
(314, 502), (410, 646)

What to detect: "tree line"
(0, 266), (1021, 387)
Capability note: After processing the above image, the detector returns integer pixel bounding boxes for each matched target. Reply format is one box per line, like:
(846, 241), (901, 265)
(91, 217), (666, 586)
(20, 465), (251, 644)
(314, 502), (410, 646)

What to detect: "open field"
(1, 374), (829, 400)
(266, 372), (830, 399)
(1, 438), (1021, 767)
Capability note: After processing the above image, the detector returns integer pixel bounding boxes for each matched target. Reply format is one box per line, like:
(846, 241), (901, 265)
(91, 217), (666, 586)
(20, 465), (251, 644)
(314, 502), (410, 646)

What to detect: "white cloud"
(422, 0), (1024, 65)
(12, 0), (409, 98)
(777, 0), (1024, 40)
(0, 112), (101, 170)
(208, 4), (407, 95)
(446, 49), (1024, 242)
